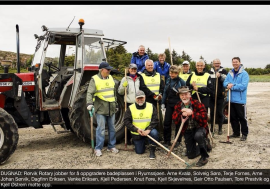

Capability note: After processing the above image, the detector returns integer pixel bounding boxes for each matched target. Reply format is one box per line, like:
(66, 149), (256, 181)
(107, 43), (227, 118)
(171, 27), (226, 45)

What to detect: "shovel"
(167, 115), (188, 158)
(212, 74), (218, 136)
(220, 89), (233, 144)
(88, 109), (95, 154)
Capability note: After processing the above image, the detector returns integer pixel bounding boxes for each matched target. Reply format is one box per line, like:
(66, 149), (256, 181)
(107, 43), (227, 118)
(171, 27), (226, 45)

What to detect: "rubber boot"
(149, 145), (156, 160)
(218, 125), (222, 135)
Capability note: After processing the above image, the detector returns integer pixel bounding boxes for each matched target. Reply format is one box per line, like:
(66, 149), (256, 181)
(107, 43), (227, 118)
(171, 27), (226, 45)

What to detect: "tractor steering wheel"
(45, 62), (60, 74)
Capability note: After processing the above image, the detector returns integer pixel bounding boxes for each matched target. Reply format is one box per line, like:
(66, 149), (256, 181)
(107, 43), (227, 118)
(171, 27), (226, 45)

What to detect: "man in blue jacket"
(154, 53), (171, 82)
(131, 45), (149, 73)
(223, 57), (249, 141)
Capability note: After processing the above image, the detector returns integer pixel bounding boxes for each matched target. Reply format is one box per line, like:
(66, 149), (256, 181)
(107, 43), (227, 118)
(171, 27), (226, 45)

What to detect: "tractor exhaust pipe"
(16, 24), (20, 73)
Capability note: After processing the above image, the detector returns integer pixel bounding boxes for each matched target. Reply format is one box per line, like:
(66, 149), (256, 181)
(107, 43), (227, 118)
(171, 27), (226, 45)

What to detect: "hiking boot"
(149, 145), (156, 160)
(218, 130), (223, 135)
(206, 138), (212, 152)
(240, 135), (247, 141)
(218, 125), (222, 135)
(163, 141), (171, 148)
(229, 133), (240, 138)
(195, 157), (208, 167)
(95, 149), (102, 157)
(107, 147), (119, 153)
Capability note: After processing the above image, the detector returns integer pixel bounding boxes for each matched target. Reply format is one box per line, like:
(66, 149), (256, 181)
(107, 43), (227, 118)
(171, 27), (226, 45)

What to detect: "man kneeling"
(172, 86), (211, 167)
(124, 90), (159, 159)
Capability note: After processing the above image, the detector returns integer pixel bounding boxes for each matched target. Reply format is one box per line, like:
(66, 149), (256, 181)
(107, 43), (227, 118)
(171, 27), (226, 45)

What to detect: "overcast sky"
(0, 5), (269, 69)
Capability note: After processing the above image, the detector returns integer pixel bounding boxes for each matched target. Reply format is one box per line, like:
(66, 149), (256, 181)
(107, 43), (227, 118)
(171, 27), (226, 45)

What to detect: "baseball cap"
(129, 63), (137, 69)
(99, 62), (113, 70)
(182, 61), (190, 65)
(135, 90), (145, 98)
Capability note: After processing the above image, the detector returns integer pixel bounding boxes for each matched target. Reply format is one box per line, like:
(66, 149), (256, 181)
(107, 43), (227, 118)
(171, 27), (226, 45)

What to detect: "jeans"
(95, 113), (116, 150)
(133, 129), (159, 154)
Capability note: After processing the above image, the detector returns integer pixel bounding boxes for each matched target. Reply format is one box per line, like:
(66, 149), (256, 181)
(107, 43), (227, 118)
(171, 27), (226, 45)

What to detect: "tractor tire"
(68, 82), (125, 145)
(0, 108), (19, 165)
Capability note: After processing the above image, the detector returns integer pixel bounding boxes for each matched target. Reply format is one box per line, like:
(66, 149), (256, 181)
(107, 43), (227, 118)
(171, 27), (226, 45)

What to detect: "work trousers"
(184, 127), (209, 159)
(230, 103), (248, 136)
(209, 97), (224, 128)
(163, 103), (182, 143)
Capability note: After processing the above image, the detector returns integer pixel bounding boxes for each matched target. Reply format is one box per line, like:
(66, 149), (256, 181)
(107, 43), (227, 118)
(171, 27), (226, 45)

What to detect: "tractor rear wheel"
(68, 82), (125, 145)
(0, 108), (19, 165)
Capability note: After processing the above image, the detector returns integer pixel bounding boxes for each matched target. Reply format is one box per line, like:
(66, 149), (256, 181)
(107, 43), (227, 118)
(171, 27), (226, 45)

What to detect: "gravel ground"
(1, 82), (270, 170)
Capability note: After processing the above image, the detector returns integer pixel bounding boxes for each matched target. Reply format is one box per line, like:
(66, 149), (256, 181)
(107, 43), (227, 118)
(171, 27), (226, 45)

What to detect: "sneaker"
(195, 157), (208, 167)
(218, 130), (223, 135)
(229, 133), (240, 138)
(95, 149), (102, 157)
(240, 135), (247, 141)
(107, 147), (119, 153)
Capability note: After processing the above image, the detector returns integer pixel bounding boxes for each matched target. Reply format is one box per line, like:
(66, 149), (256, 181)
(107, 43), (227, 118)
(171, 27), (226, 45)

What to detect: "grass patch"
(249, 75), (270, 82)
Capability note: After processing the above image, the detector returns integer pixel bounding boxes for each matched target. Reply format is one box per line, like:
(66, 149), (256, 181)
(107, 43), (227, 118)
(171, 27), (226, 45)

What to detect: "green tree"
(164, 48), (171, 64)
(265, 64), (270, 69)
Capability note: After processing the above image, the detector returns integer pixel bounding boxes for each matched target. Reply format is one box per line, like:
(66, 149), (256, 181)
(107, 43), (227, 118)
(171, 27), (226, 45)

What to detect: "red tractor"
(0, 19), (127, 164)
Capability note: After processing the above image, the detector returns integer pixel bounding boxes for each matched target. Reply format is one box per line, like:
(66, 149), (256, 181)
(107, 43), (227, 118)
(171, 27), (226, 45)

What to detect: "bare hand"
(192, 81), (197, 91)
(181, 108), (193, 116)
(216, 72), (220, 78)
(227, 83), (233, 89)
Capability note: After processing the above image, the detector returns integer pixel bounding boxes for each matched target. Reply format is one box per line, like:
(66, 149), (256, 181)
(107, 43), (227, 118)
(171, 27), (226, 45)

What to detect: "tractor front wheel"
(0, 108), (19, 165)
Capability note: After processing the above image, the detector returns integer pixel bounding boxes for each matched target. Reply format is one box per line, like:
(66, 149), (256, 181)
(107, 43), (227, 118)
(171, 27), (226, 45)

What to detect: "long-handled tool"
(167, 115), (188, 158)
(219, 89), (233, 144)
(212, 73), (219, 136)
(195, 90), (215, 147)
(146, 134), (192, 168)
(168, 37), (173, 65)
(88, 109), (95, 154)
(119, 68), (133, 151)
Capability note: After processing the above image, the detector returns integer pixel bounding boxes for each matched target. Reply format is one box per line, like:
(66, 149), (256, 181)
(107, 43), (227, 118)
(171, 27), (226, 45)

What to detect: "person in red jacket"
(172, 86), (211, 167)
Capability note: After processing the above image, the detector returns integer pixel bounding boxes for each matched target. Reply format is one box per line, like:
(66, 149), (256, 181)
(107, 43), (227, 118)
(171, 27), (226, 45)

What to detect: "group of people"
(86, 44), (249, 167)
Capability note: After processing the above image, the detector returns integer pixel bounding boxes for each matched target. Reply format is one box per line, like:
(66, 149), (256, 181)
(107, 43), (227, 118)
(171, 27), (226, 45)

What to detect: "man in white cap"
(86, 62), (119, 157)
(123, 90), (159, 159)
(179, 60), (194, 82)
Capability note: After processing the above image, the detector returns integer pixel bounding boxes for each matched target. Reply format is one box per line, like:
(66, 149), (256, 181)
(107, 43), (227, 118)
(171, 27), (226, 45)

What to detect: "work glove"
(161, 104), (165, 111)
(122, 80), (128, 87)
(115, 104), (119, 112)
(153, 94), (162, 101)
(87, 104), (93, 111)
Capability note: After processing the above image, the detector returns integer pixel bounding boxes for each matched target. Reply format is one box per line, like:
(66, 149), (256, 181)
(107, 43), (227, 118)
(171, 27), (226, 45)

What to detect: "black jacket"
(124, 102), (159, 140)
(208, 67), (228, 99)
